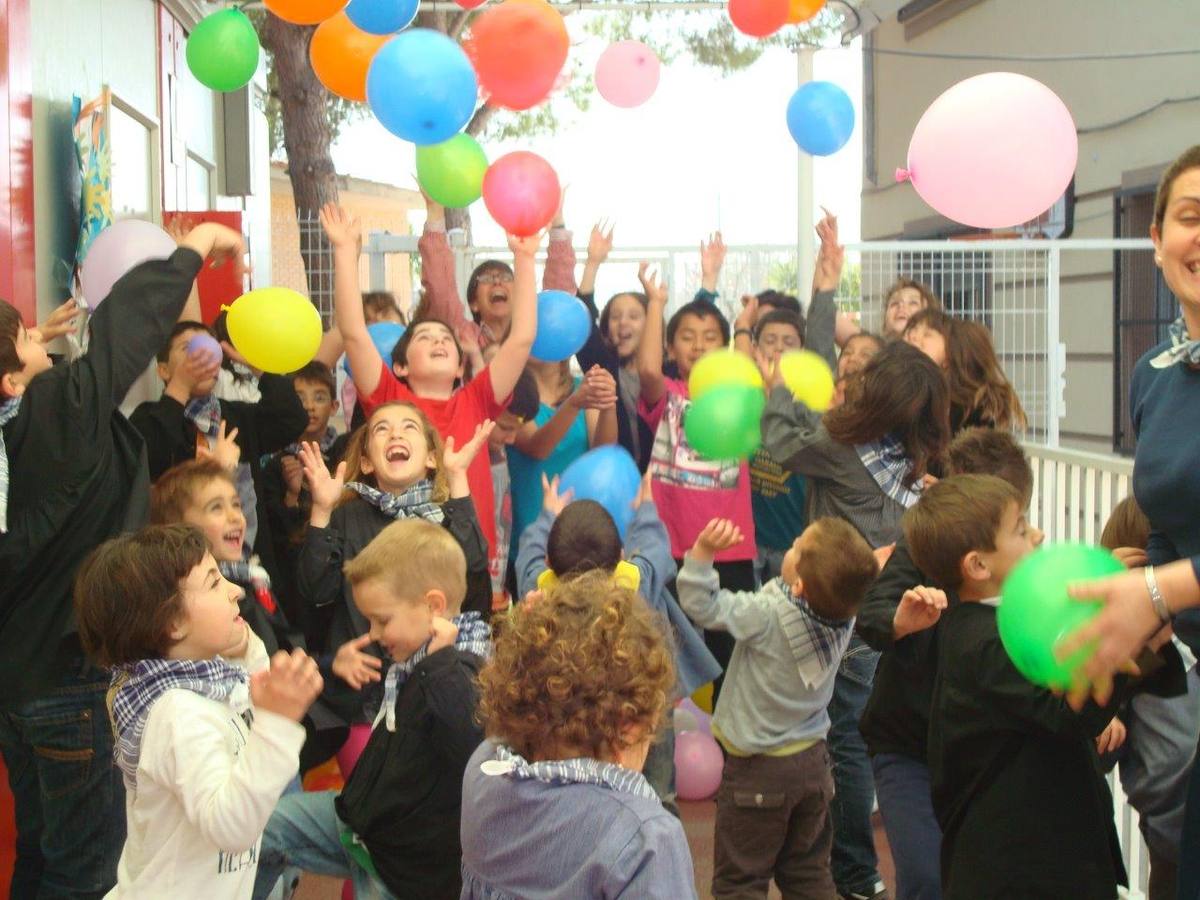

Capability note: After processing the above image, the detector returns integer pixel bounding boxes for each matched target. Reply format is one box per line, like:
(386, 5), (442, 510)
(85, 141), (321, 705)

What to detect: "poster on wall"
(72, 87), (113, 294)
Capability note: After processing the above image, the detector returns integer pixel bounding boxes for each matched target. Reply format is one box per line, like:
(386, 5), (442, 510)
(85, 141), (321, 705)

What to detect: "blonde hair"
(797, 518), (880, 620)
(343, 518), (466, 613)
(338, 401), (449, 506)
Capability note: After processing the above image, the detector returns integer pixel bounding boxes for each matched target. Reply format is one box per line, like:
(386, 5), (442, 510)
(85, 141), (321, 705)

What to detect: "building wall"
(270, 166), (421, 318)
(861, 0), (1199, 451)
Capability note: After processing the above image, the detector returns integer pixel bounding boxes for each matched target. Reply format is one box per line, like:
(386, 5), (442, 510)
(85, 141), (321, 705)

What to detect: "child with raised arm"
(677, 516), (879, 898)
(74, 525), (322, 898)
(321, 202), (537, 572)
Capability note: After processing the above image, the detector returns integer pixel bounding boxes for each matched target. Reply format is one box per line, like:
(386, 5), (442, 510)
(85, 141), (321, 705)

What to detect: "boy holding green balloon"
(906, 475), (1181, 900)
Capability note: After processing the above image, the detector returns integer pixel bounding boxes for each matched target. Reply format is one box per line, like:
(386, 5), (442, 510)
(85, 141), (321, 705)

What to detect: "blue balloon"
(344, 322), (407, 377)
(530, 290), (591, 363)
(786, 81), (855, 156)
(558, 446), (642, 539)
(367, 30), (477, 145)
(346, 0), (419, 35)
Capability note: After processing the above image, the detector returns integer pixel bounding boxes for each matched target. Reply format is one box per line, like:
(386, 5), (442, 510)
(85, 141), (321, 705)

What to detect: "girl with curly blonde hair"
(460, 573), (697, 899)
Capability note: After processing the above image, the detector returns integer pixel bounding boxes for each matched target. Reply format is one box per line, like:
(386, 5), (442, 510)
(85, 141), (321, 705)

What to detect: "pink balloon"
(677, 697), (712, 736)
(336, 722), (372, 778)
(79, 219), (178, 310)
(898, 72), (1077, 230)
(595, 40), (660, 108)
(482, 151), (561, 237)
(675, 730), (724, 801)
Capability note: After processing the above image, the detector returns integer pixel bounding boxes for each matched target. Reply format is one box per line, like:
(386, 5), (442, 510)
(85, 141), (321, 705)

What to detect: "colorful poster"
(72, 87), (113, 287)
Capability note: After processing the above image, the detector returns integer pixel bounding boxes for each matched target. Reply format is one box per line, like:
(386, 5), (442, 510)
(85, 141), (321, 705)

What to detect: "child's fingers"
(226, 426), (239, 443)
(360, 655), (382, 670)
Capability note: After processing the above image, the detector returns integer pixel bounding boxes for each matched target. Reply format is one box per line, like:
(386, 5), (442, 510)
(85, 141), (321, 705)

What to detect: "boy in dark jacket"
(0, 224), (244, 895)
(253, 517), (488, 900)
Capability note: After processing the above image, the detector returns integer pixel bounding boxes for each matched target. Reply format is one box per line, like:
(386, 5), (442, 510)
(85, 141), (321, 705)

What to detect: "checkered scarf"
(1150, 317), (1200, 369)
(381, 611), (490, 732)
(218, 560), (270, 591)
(855, 433), (923, 509)
(484, 744), (660, 802)
(283, 426), (339, 459)
(183, 394), (222, 440)
(110, 657), (249, 791)
(772, 579), (855, 690)
(0, 396), (24, 533)
(345, 479), (445, 524)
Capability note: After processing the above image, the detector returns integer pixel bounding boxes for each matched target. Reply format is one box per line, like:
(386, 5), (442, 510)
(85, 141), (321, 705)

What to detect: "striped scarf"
(1150, 317), (1200, 369)
(345, 479), (445, 524)
(183, 394), (222, 440)
(284, 426), (339, 458)
(855, 433), (923, 509)
(0, 396), (23, 532)
(110, 657), (248, 791)
(483, 744), (660, 803)
(381, 611), (490, 732)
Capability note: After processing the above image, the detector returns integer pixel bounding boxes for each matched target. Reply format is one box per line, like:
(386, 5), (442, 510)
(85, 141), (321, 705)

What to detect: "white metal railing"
(1024, 441), (1146, 900)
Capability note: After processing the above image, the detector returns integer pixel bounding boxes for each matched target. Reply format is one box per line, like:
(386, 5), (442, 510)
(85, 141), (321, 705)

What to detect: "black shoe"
(838, 885), (889, 900)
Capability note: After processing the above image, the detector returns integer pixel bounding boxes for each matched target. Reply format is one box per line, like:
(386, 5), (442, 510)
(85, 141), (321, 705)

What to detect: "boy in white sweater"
(74, 524), (322, 898)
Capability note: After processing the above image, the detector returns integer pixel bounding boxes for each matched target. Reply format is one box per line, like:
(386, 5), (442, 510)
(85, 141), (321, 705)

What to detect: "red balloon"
(455, 0), (488, 7)
(464, 0), (569, 110)
(482, 152), (561, 237)
(728, 0), (789, 37)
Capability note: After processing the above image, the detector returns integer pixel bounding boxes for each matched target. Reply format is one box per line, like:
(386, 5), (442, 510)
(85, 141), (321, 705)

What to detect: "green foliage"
(767, 257), (863, 301)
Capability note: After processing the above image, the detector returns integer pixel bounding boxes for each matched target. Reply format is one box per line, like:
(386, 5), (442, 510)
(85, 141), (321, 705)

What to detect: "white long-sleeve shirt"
(106, 641), (304, 898)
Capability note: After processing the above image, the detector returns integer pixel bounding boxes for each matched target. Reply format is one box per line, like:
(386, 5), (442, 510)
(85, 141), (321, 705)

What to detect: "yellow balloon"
(224, 287), (322, 375)
(779, 349), (835, 411)
(691, 682), (714, 715)
(688, 349), (763, 400)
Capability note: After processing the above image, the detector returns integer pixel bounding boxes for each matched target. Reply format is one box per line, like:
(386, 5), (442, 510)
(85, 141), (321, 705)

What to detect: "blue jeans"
(828, 636), (882, 896)
(871, 753), (942, 900)
(0, 661), (126, 899)
(252, 790), (395, 900)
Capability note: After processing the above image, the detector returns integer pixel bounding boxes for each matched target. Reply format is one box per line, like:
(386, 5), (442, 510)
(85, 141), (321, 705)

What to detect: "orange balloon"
(464, 0), (569, 111)
(310, 13), (389, 102)
(786, 0), (825, 24)
(264, 0), (348, 25)
(728, 0), (789, 37)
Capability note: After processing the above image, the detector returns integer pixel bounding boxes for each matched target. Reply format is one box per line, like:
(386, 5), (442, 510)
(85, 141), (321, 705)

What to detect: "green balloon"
(416, 134), (489, 209)
(997, 543), (1124, 688)
(186, 9), (261, 93)
(683, 384), (765, 461)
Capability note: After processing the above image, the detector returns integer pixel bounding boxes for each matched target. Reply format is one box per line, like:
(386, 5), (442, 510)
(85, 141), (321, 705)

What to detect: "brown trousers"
(713, 740), (837, 899)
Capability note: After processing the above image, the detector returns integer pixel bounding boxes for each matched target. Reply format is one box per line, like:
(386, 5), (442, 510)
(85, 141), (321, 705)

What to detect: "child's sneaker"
(839, 884), (889, 900)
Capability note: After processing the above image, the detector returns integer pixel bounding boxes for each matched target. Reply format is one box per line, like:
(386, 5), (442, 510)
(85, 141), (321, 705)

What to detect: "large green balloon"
(683, 384), (765, 460)
(416, 134), (489, 209)
(187, 9), (261, 93)
(997, 543), (1124, 688)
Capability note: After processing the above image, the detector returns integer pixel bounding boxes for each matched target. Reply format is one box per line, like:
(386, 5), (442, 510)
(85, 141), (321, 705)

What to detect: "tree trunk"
(259, 15), (338, 307)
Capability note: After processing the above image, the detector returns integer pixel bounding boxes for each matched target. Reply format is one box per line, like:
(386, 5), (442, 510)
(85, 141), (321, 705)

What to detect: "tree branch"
(465, 102), (498, 137)
(450, 7), (474, 39)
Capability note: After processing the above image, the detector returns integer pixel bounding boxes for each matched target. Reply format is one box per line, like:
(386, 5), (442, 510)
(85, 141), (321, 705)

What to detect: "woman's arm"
(486, 233), (540, 403)
(636, 264), (668, 406)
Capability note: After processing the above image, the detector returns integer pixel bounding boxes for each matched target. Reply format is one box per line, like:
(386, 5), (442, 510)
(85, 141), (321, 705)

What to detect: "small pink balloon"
(595, 40), (660, 108)
(675, 730), (724, 801)
(336, 722), (372, 778)
(902, 72), (1078, 230)
(79, 219), (178, 310)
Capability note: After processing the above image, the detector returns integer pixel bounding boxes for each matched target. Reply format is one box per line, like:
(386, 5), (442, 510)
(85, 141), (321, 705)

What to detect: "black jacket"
(0, 250), (201, 705)
(298, 495), (491, 721)
(337, 647), (484, 899)
(129, 371), (307, 583)
(930, 602), (1184, 900)
(857, 537), (942, 761)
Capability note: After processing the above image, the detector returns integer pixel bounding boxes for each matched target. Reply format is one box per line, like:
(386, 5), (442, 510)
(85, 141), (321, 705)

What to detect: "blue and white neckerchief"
(283, 426), (339, 459)
(0, 396), (24, 532)
(480, 743), (660, 803)
(345, 479), (445, 524)
(110, 657), (248, 791)
(1150, 317), (1200, 369)
(183, 394), (222, 440)
(855, 433), (923, 509)
(380, 611), (490, 732)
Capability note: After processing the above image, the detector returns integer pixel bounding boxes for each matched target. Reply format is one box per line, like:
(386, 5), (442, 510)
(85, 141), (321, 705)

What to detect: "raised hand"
(196, 420), (241, 471)
(168, 344), (221, 398)
(893, 586), (948, 639)
(571, 366), (618, 410)
(32, 299), (84, 344)
(299, 441), (346, 521)
(507, 231), (543, 259)
(587, 219), (615, 264)
(814, 207), (844, 294)
(427, 617), (460, 655)
(638, 262), (668, 308)
(249, 649), (323, 722)
(734, 294), (759, 334)
(541, 473), (573, 517)
(444, 420), (495, 477)
(700, 231), (727, 290)
(318, 202), (362, 253)
(332, 634), (383, 690)
(693, 518), (744, 562)
(280, 454), (305, 502)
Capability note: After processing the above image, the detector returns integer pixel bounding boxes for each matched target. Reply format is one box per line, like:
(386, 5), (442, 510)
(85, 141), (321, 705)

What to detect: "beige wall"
(861, 0), (1198, 451)
(270, 167), (421, 318)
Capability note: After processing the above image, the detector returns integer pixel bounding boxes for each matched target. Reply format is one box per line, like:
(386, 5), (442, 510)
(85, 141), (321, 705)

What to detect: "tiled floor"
(296, 799), (896, 899)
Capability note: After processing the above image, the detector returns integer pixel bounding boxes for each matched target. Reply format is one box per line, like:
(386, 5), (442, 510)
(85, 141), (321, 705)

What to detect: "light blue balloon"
(366, 30), (477, 146)
(558, 445), (642, 539)
(346, 0), (419, 35)
(530, 290), (591, 363)
(344, 322), (407, 377)
(786, 81), (855, 156)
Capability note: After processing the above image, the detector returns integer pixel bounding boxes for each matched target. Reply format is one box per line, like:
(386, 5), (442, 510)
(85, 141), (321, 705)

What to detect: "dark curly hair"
(477, 572), (674, 760)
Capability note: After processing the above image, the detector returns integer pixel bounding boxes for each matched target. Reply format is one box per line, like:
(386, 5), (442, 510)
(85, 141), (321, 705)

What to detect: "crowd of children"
(1, 145), (1198, 900)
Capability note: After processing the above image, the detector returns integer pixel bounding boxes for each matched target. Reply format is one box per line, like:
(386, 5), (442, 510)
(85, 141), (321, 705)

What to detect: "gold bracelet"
(1144, 565), (1171, 625)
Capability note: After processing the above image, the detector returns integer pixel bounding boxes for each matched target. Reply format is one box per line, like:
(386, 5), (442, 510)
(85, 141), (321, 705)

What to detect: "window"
(109, 99), (156, 218)
(185, 153), (213, 211)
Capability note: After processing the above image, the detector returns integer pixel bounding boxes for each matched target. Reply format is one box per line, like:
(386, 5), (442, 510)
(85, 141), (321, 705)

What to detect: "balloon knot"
(894, 167), (912, 183)
(220, 304), (231, 312)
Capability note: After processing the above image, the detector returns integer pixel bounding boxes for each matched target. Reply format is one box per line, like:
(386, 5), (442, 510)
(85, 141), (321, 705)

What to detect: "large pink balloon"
(675, 730), (724, 801)
(80, 219), (178, 310)
(595, 40), (660, 108)
(897, 72), (1077, 230)
(482, 151), (561, 237)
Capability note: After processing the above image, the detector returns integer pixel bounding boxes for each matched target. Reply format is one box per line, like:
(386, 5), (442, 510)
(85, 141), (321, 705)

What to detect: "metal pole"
(1046, 245), (1063, 448)
(796, 47), (815, 309)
